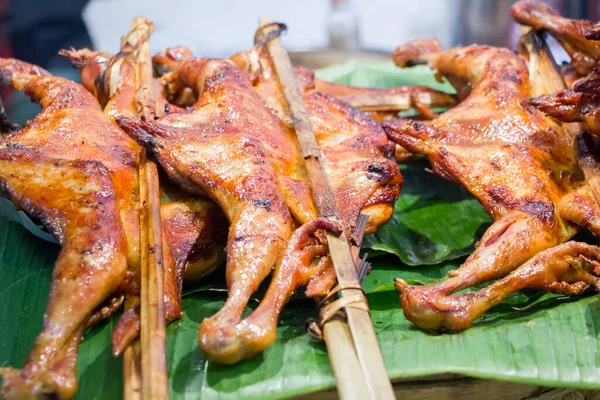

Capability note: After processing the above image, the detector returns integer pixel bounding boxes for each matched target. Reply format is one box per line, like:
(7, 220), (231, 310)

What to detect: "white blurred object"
(328, 0), (360, 50)
(84, 0), (458, 57)
(83, 0), (329, 57)
(355, 0), (457, 50)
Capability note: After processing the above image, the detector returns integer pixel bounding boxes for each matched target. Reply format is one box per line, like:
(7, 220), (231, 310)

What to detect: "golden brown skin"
(62, 47), (228, 355)
(117, 57), (296, 363)
(511, 1), (600, 76)
(122, 47), (402, 363)
(199, 217), (342, 364)
(0, 61), (129, 399)
(383, 42), (600, 332)
(160, 199), (228, 315)
(230, 46), (402, 239)
(393, 38), (443, 68)
(62, 48), (148, 354)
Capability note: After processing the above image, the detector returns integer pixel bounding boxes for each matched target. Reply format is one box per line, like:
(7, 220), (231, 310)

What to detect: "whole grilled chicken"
(0, 59), (132, 399)
(61, 20), (228, 356)
(118, 42), (402, 364)
(383, 39), (600, 332)
(0, 23), (227, 398)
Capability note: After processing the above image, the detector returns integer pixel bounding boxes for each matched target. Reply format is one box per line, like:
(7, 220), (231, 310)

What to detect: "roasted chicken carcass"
(117, 42), (402, 363)
(382, 39), (600, 332)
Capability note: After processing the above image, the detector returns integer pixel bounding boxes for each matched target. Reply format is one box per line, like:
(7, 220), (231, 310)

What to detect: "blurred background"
(1, 0), (599, 120)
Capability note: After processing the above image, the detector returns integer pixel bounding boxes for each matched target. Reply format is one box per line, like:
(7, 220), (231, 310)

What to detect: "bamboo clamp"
(257, 18), (395, 400)
(118, 17), (169, 400)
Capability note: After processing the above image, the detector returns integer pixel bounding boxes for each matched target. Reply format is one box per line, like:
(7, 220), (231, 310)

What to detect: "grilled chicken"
(0, 59), (132, 399)
(117, 42), (401, 363)
(527, 14), (600, 136)
(511, 0), (600, 77)
(62, 20), (227, 355)
(383, 39), (600, 332)
(0, 22), (227, 397)
(229, 44), (402, 237)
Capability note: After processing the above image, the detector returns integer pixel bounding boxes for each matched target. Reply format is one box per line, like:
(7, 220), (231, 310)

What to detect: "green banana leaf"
(2, 60), (600, 400)
(362, 162), (492, 265)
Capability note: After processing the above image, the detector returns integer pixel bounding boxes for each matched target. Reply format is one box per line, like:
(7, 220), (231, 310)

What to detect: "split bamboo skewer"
(258, 18), (395, 400)
(119, 17), (169, 400)
(519, 30), (600, 209)
(138, 153), (168, 400)
(123, 333), (142, 400)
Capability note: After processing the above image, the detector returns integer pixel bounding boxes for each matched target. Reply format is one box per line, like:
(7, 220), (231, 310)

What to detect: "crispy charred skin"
(230, 46), (403, 241)
(530, 88), (600, 135)
(530, 65), (600, 136)
(0, 62), (129, 399)
(230, 45), (402, 295)
(117, 57), (297, 364)
(511, 1), (600, 76)
(130, 48), (401, 363)
(383, 42), (600, 332)
(157, 47), (402, 244)
(587, 21), (600, 41)
(63, 47), (226, 354)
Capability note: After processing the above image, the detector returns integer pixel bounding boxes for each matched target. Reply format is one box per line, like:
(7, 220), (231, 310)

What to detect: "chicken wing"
(384, 40), (600, 332)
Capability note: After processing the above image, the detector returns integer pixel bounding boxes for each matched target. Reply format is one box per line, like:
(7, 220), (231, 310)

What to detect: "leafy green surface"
(315, 61), (454, 93)
(2, 60), (600, 399)
(362, 162), (491, 265)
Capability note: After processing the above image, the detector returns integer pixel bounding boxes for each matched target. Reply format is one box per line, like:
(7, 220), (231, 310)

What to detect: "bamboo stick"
(123, 342), (142, 400)
(132, 18), (169, 400)
(258, 18), (395, 400)
(138, 154), (169, 400)
(519, 30), (600, 210)
(119, 17), (169, 400)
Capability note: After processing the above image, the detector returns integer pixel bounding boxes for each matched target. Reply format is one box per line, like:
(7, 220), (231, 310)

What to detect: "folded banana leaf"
(1, 61), (599, 400)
